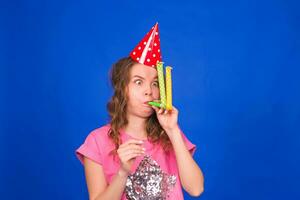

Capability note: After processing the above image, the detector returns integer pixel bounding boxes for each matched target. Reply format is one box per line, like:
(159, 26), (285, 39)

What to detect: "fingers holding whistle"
(148, 101), (172, 115)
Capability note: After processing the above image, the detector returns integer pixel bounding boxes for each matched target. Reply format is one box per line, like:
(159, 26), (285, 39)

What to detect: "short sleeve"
(180, 130), (197, 156)
(75, 132), (103, 165)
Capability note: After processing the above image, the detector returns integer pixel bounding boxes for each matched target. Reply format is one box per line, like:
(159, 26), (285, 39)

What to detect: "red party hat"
(130, 23), (162, 67)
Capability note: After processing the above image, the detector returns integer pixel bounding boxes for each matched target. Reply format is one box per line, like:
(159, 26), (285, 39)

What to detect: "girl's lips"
(143, 101), (152, 107)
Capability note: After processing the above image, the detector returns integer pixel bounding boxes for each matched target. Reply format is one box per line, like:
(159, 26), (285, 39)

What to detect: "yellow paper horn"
(165, 66), (173, 110)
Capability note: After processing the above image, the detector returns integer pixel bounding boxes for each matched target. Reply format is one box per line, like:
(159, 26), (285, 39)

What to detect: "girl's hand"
(117, 139), (145, 176)
(151, 105), (179, 134)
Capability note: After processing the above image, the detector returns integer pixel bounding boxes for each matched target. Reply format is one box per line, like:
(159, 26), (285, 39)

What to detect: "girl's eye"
(134, 80), (142, 85)
(152, 81), (159, 87)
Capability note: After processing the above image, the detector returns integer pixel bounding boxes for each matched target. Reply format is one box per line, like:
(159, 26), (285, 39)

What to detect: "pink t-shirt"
(76, 124), (196, 200)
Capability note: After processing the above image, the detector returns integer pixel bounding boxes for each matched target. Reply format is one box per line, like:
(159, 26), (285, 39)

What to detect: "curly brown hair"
(107, 57), (172, 157)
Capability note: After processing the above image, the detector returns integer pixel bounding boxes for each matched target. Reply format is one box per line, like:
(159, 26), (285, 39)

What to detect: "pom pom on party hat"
(130, 22), (162, 67)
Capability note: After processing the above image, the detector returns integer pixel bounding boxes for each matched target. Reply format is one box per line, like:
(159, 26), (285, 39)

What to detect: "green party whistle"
(148, 101), (163, 108)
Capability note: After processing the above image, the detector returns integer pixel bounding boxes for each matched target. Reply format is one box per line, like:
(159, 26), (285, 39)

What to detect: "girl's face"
(126, 63), (160, 118)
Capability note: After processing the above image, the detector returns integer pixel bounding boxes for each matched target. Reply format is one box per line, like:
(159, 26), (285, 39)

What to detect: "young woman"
(76, 23), (204, 200)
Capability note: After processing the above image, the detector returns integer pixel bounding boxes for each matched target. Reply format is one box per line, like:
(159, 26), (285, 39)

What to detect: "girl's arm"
(83, 157), (128, 200)
(151, 105), (204, 196)
(83, 139), (144, 200)
(167, 126), (204, 197)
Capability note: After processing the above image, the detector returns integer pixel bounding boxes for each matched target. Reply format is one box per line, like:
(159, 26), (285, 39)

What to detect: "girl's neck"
(124, 115), (148, 140)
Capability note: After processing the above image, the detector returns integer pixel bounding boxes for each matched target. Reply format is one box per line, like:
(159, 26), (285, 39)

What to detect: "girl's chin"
(144, 108), (154, 114)
(140, 107), (154, 116)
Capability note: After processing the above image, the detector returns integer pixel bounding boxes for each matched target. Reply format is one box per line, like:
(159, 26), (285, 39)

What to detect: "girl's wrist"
(165, 125), (181, 141)
(165, 124), (180, 135)
(118, 168), (129, 178)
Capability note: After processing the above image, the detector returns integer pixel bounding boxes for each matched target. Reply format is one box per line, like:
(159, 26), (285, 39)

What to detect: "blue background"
(1, 0), (299, 199)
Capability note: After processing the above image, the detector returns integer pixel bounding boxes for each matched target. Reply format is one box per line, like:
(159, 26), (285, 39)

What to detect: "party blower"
(148, 61), (173, 110)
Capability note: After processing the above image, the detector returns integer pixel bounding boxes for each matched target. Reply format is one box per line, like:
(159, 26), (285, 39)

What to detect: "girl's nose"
(144, 86), (153, 96)
(144, 90), (152, 96)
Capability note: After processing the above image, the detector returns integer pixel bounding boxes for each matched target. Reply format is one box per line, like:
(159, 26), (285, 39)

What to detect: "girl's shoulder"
(87, 123), (116, 147)
(88, 123), (111, 139)
(75, 123), (114, 164)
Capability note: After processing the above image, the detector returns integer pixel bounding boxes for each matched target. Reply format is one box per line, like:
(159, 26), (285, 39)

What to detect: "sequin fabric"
(125, 155), (177, 200)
